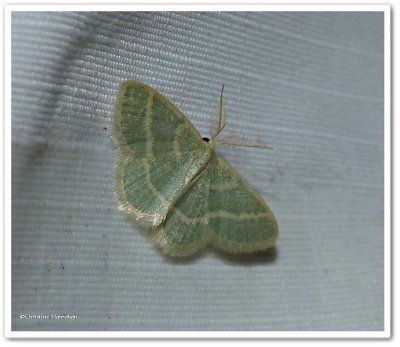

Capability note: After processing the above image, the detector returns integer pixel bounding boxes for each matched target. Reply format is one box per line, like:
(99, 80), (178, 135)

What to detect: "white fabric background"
(12, 12), (384, 331)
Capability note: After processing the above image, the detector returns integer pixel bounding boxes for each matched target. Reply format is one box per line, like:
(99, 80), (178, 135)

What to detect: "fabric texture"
(12, 11), (384, 331)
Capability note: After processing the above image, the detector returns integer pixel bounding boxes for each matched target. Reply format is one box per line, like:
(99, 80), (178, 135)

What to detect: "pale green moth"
(112, 81), (278, 257)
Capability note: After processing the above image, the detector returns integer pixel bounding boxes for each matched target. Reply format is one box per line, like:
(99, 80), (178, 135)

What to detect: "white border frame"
(3, 3), (391, 339)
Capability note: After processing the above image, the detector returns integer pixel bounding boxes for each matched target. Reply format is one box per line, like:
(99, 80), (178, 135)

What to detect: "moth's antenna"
(215, 134), (276, 150)
(211, 84), (226, 140)
(209, 86), (276, 152)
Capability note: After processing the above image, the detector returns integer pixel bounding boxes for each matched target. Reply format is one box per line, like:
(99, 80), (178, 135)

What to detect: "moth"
(112, 81), (278, 257)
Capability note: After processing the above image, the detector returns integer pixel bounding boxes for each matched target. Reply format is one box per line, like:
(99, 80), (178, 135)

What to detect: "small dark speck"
(104, 127), (107, 130)
(202, 137), (210, 142)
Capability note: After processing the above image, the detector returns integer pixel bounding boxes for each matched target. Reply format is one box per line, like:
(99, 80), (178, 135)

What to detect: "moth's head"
(202, 136), (217, 150)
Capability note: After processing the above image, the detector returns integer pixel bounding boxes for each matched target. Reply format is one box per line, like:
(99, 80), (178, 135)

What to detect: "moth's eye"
(202, 137), (210, 142)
